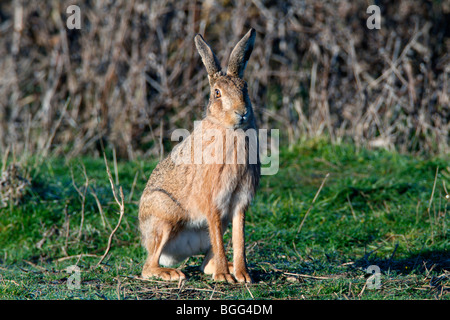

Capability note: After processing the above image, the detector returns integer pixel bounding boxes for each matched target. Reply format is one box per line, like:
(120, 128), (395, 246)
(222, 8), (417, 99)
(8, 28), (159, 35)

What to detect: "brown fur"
(139, 28), (259, 283)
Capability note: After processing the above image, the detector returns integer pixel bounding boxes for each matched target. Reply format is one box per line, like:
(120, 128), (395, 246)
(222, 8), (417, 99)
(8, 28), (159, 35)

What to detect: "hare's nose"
(235, 110), (248, 122)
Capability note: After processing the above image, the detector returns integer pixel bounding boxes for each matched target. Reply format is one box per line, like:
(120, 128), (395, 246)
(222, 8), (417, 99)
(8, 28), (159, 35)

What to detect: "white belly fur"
(159, 226), (211, 267)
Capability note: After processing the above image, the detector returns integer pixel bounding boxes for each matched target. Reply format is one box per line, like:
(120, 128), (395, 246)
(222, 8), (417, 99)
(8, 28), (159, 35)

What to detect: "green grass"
(0, 138), (448, 300)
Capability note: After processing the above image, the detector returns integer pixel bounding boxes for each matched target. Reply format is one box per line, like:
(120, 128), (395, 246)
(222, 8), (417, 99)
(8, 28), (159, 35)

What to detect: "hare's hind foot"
(141, 266), (186, 281)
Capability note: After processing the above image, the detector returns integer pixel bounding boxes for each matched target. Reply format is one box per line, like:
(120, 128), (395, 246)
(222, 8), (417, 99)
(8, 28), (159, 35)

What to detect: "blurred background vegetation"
(0, 0), (448, 160)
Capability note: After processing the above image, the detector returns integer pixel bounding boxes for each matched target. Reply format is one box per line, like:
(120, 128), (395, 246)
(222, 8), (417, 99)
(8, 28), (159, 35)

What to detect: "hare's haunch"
(138, 28), (260, 284)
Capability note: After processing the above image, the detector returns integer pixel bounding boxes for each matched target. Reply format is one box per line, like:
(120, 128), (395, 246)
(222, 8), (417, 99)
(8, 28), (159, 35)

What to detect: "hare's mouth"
(233, 121), (251, 130)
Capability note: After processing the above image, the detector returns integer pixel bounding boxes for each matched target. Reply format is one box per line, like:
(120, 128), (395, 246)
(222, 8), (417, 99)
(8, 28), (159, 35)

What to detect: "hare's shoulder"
(147, 156), (176, 182)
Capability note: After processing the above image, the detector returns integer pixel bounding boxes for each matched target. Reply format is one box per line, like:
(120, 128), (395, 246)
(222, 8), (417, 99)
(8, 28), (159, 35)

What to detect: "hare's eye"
(214, 89), (221, 98)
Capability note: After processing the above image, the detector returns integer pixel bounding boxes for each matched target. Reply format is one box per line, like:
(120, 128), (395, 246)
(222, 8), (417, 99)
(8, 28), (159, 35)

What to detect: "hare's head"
(195, 29), (256, 129)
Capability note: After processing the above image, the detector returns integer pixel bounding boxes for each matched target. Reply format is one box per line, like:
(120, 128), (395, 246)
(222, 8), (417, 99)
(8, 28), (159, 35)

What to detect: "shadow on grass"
(243, 247), (449, 288)
(355, 249), (449, 275)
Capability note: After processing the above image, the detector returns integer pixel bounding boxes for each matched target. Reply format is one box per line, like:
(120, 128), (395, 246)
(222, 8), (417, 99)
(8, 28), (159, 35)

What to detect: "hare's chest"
(214, 167), (256, 217)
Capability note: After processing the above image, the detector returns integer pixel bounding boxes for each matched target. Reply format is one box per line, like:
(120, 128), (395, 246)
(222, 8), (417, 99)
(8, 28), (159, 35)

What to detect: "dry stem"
(95, 152), (125, 268)
(297, 173), (330, 234)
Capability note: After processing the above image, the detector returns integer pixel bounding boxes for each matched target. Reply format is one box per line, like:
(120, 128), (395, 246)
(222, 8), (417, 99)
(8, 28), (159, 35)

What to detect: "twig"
(283, 272), (337, 280)
(128, 171), (139, 202)
(388, 243), (399, 266)
(297, 173), (330, 234)
(95, 153), (125, 268)
(116, 268), (122, 300)
(363, 234), (395, 260)
(442, 180), (448, 199)
(358, 283), (367, 297)
(41, 97), (70, 158)
(368, 23), (431, 89)
(347, 194), (357, 221)
(245, 283), (255, 299)
(23, 260), (47, 271)
(261, 262), (338, 280)
(126, 275), (176, 284)
(1, 279), (20, 286)
(56, 254), (100, 262)
(1, 146), (10, 173)
(208, 286), (216, 300)
(70, 164), (89, 240)
(90, 187), (111, 230)
(113, 147), (119, 185)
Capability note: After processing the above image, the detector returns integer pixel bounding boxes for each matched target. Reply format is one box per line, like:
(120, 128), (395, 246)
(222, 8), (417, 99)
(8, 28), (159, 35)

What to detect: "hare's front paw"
(142, 267), (186, 281)
(213, 273), (236, 284)
(234, 269), (253, 283)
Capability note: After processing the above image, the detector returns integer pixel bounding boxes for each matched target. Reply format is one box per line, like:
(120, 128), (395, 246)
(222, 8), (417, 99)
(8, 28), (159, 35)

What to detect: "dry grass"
(0, 0), (448, 159)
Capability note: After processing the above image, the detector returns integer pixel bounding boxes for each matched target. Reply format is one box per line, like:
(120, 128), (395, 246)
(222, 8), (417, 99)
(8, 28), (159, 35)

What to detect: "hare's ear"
(227, 28), (256, 79)
(195, 34), (222, 85)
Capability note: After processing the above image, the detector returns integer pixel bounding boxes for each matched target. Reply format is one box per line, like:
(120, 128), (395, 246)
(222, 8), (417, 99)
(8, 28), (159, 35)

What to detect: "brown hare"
(139, 28), (260, 284)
